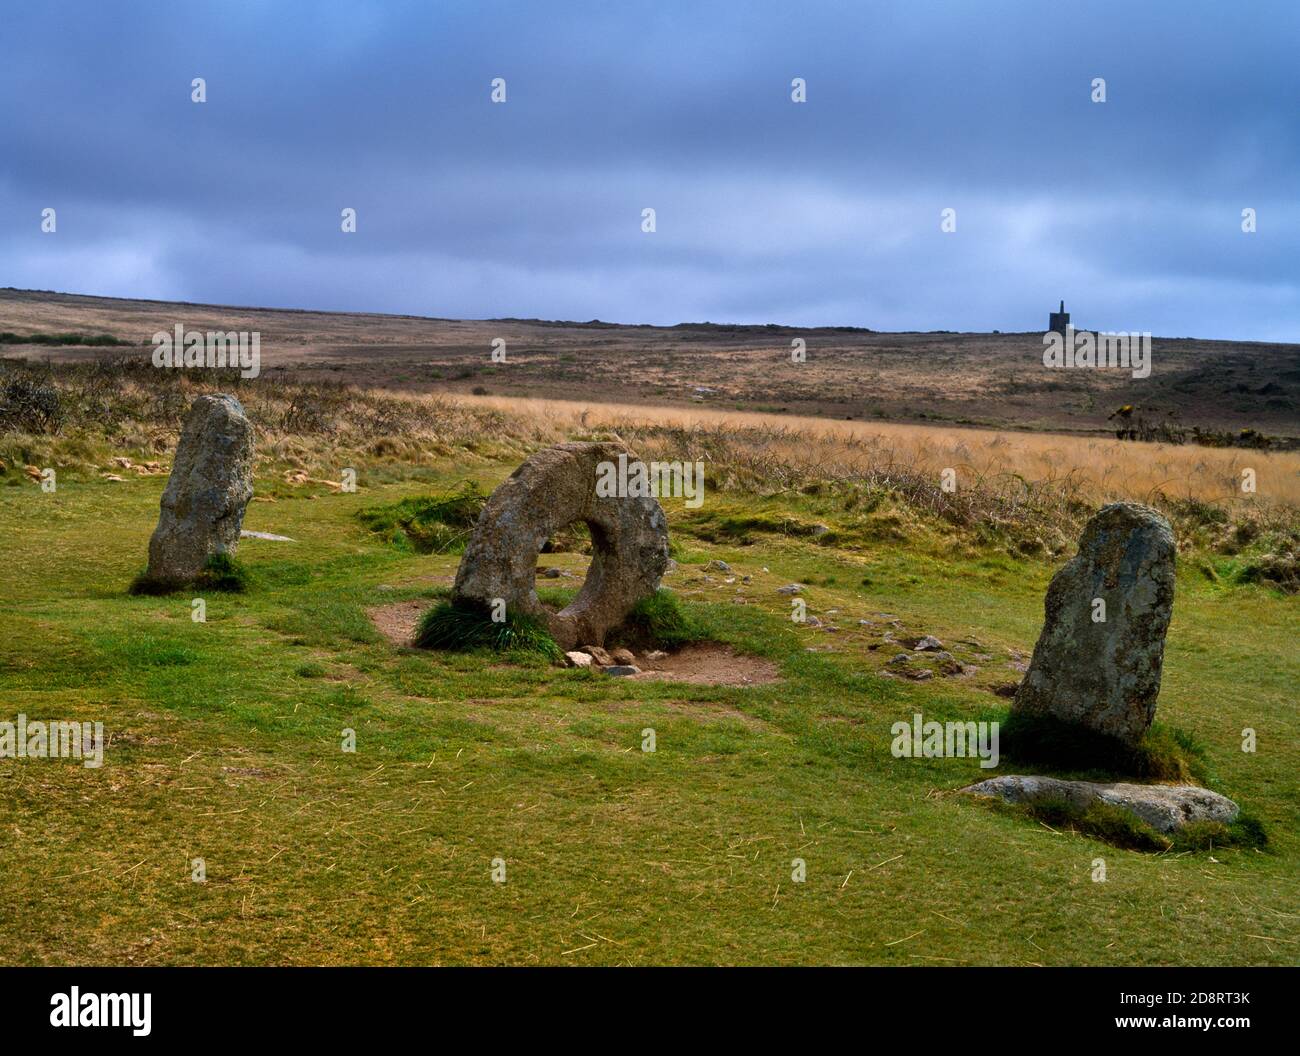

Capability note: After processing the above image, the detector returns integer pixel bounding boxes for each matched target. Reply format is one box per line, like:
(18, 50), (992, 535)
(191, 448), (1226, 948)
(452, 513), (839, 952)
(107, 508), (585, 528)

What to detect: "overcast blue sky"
(2, 0), (1297, 339)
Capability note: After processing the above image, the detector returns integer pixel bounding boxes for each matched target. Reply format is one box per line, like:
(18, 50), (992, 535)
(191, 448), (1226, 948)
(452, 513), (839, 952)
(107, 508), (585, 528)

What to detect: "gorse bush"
(0, 331), (133, 347)
(0, 374), (63, 434)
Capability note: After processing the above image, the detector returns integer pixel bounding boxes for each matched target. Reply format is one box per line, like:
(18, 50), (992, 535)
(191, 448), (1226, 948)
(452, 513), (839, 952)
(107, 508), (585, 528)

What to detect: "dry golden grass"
(4, 364), (1295, 582)
(458, 393), (1300, 509)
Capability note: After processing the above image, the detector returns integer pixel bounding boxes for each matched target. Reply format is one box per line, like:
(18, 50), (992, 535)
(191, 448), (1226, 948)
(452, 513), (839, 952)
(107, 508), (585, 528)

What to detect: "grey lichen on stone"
(962, 774), (1238, 834)
(451, 442), (670, 651)
(145, 394), (255, 585)
(1012, 501), (1176, 747)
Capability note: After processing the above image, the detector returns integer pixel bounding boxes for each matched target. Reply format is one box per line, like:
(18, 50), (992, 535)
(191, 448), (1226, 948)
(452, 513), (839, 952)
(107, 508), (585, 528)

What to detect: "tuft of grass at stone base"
(989, 795), (1269, 853)
(998, 710), (1209, 783)
(610, 589), (710, 651)
(415, 600), (562, 662)
(127, 552), (250, 596)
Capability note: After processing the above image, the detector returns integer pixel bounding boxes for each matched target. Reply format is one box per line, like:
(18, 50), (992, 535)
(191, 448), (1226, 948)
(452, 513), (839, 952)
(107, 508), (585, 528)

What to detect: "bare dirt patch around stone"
(368, 600), (427, 647)
(371, 598), (779, 688)
(625, 643), (779, 687)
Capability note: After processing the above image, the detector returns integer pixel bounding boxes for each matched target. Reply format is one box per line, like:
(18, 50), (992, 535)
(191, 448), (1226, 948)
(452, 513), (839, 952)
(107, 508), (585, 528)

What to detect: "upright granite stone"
(145, 394), (255, 585)
(451, 442), (670, 650)
(1012, 501), (1176, 746)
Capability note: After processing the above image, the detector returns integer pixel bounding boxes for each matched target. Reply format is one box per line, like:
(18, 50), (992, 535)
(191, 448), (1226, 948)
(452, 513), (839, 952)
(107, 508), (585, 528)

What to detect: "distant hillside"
(2, 288), (1296, 441)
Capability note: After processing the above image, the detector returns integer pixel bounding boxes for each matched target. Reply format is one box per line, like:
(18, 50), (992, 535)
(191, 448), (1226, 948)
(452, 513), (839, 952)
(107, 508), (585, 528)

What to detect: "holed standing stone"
(1011, 501), (1176, 747)
(145, 394), (255, 585)
(450, 442), (670, 650)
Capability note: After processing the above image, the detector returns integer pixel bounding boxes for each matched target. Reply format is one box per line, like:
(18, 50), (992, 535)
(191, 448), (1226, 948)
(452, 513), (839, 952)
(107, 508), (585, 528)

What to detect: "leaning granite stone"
(961, 774), (1238, 834)
(145, 394), (254, 585)
(1012, 502), (1176, 746)
(450, 442), (670, 651)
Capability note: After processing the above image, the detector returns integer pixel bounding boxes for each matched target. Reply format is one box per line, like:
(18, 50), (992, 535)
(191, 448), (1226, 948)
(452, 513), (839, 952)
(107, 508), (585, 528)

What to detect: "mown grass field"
(1, 456), (1296, 965)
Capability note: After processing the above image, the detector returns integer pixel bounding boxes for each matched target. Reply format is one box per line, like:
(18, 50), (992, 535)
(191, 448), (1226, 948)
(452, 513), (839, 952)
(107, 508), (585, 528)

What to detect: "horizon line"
(2, 286), (1294, 347)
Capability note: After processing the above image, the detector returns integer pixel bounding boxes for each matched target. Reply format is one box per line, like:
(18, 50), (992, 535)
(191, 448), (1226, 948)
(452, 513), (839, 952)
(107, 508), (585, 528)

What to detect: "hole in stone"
(539, 520), (591, 555)
(534, 518), (612, 632)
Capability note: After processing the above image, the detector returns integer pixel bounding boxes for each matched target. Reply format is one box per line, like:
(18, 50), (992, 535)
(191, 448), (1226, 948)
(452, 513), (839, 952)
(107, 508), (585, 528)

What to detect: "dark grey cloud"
(2, 0), (1297, 338)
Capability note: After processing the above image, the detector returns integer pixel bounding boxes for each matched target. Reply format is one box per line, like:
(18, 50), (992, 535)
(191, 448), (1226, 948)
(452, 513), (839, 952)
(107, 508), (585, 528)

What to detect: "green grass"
(999, 711), (1209, 783)
(609, 588), (710, 651)
(128, 552), (250, 596)
(415, 600), (562, 661)
(355, 483), (486, 554)
(0, 465), (1296, 966)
